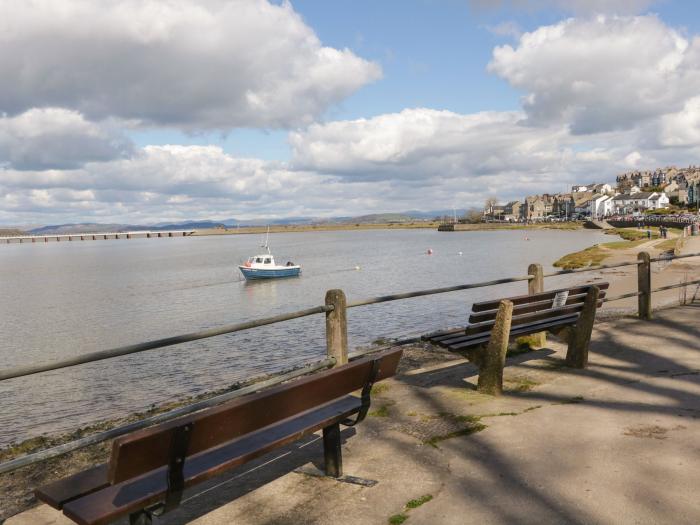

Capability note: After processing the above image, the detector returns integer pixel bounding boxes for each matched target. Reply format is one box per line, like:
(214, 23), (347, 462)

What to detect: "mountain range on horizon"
(16, 210), (466, 235)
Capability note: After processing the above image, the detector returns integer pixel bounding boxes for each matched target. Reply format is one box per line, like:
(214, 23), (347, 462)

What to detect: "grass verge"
(553, 245), (607, 269)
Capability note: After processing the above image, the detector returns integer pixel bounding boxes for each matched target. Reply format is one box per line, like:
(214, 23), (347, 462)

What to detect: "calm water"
(0, 228), (613, 445)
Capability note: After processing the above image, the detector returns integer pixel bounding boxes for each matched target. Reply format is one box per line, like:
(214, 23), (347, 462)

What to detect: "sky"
(2, 0), (700, 225)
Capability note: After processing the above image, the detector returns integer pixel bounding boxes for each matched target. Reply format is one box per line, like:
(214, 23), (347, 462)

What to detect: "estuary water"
(0, 228), (613, 445)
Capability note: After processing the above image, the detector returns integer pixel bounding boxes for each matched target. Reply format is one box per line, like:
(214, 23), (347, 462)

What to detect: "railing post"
(325, 289), (348, 367)
(527, 263), (546, 347)
(637, 251), (652, 320)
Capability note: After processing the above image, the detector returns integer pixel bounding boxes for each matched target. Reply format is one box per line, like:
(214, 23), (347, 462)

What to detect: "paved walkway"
(10, 306), (700, 525)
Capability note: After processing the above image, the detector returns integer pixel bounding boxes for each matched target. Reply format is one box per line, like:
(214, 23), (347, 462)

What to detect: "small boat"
(238, 228), (301, 280)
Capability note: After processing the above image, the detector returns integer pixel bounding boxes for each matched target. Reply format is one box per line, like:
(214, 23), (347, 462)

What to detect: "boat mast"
(262, 226), (271, 254)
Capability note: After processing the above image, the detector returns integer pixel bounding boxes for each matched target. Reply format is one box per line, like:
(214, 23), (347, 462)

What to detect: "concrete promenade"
(10, 306), (700, 525)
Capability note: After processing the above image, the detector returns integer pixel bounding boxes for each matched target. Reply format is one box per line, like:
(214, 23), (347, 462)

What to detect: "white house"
(573, 183), (613, 195)
(589, 194), (615, 219)
(612, 192), (669, 214)
(591, 183), (614, 195)
(649, 193), (670, 209)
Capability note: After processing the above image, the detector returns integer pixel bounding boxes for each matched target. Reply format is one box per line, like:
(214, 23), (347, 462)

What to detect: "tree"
(484, 197), (497, 212)
(463, 209), (484, 224)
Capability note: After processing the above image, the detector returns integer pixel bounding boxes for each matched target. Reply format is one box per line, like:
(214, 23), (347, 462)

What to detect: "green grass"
(512, 334), (543, 353)
(553, 245), (607, 269)
(606, 228), (660, 241)
(371, 383), (390, 395)
(423, 416), (487, 448)
(480, 411), (519, 417)
(368, 404), (391, 417)
(406, 495), (433, 509)
(601, 239), (649, 250)
(424, 425), (487, 447)
(389, 514), (408, 524)
(504, 377), (540, 392)
(554, 228), (660, 269)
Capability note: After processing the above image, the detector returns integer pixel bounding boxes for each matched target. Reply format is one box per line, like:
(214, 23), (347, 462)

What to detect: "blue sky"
(2, 0), (700, 224)
(129, 0), (700, 160)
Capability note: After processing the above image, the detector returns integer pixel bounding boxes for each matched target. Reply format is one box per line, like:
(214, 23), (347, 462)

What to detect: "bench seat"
(424, 283), (608, 353)
(60, 396), (361, 525)
(421, 283), (607, 394)
(37, 464), (109, 510)
(37, 348), (403, 525)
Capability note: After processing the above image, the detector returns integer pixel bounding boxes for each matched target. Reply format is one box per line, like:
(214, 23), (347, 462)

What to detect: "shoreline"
(192, 221), (584, 236)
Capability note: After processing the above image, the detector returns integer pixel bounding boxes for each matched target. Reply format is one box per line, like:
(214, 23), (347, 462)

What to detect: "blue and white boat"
(239, 253), (301, 279)
(238, 229), (301, 280)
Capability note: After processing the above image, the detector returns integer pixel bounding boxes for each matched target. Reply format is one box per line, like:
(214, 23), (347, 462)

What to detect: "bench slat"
(460, 300), (602, 338)
(447, 314), (580, 351)
(421, 327), (465, 341)
(438, 313), (580, 349)
(108, 348), (401, 484)
(63, 396), (363, 525)
(469, 291), (606, 324)
(471, 283), (609, 312)
(36, 464), (109, 510)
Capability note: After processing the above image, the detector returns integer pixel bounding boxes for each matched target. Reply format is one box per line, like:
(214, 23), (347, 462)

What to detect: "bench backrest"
(464, 283), (608, 337)
(470, 283), (609, 317)
(108, 348), (402, 484)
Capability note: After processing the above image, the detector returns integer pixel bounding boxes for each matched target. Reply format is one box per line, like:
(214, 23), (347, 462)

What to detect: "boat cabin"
(247, 254), (276, 267)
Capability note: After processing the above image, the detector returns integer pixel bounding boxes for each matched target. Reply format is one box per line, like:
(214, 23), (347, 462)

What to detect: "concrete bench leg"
(323, 423), (343, 478)
(566, 286), (600, 369)
(478, 300), (513, 395)
(130, 510), (152, 525)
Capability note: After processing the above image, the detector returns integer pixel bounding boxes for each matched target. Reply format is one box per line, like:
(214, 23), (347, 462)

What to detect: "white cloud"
(0, 108), (131, 170)
(489, 15), (700, 134)
(290, 108), (571, 180)
(0, 0), (380, 130)
(659, 96), (700, 147)
(5, 8), (700, 225)
(0, 145), (393, 223)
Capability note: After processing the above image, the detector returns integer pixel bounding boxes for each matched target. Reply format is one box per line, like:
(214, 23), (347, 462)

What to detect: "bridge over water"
(1, 230), (195, 244)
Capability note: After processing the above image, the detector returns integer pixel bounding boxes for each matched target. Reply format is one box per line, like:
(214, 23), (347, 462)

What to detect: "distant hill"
(150, 221), (225, 231)
(220, 217), (318, 227)
(25, 209), (458, 234)
(29, 221), (225, 235)
(0, 228), (26, 237)
(339, 213), (415, 224)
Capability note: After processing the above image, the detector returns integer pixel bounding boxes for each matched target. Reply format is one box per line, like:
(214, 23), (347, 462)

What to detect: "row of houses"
(482, 165), (700, 222)
(616, 165), (700, 205)
(485, 186), (670, 222)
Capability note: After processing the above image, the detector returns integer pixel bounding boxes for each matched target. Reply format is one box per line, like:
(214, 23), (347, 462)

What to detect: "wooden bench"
(424, 283), (608, 394)
(36, 348), (403, 525)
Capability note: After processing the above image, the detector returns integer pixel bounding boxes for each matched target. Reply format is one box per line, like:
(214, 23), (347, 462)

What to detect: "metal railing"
(2, 249), (700, 475)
